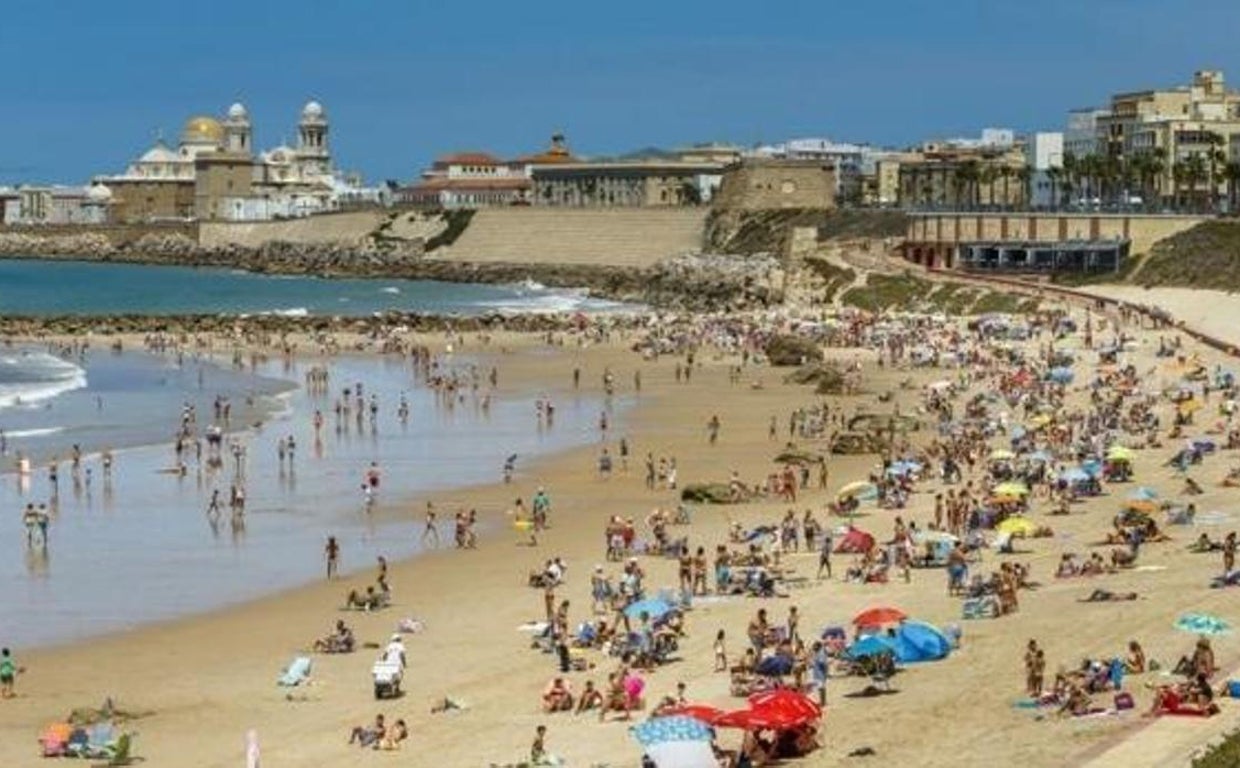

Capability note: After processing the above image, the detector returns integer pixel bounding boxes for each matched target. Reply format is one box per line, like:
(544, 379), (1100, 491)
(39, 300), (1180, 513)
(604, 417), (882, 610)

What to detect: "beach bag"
(1114, 692), (1134, 710)
(1227, 680), (1240, 699)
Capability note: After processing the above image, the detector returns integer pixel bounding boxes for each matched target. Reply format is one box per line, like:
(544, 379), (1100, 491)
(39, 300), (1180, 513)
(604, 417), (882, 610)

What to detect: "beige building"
(532, 161), (722, 207)
(897, 143), (1028, 209)
(713, 159), (837, 211)
(1093, 70), (1240, 206)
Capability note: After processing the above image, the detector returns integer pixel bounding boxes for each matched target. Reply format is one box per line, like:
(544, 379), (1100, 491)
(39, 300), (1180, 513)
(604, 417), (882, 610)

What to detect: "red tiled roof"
(433, 152), (502, 168)
(405, 177), (531, 193)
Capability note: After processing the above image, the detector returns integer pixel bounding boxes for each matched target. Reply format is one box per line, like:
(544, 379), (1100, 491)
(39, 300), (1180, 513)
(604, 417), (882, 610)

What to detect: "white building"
(1025, 132), (1065, 209)
(1066, 108), (1107, 158)
(0, 184), (111, 224)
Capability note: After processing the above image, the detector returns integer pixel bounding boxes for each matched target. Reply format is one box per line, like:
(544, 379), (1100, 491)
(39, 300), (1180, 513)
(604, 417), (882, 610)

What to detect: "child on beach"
(714, 630), (728, 672)
(0, 648), (16, 698)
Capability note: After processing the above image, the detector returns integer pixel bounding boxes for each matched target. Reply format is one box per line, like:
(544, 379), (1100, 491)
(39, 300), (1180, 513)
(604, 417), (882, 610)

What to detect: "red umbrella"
(659, 703), (728, 726)
(748, 688), (822, 722)
(714, 707), (791, 731)
(834, 528), (876, 554)
(852, 606), (908, 628)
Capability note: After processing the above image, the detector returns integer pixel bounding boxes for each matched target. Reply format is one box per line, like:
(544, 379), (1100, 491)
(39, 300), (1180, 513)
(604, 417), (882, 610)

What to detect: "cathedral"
(96, 101), (373, 223)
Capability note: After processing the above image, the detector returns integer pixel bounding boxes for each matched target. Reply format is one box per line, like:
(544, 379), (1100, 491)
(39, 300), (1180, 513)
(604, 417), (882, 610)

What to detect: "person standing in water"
(326, 536), (340, 579)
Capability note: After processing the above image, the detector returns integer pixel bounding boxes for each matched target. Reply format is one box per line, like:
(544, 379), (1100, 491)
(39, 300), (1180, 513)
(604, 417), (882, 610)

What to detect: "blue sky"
(3, 0), (1239, 184)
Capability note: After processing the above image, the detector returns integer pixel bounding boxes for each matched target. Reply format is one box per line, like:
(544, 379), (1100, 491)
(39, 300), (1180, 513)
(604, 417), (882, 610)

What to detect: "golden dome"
(181, 115), (225, 145)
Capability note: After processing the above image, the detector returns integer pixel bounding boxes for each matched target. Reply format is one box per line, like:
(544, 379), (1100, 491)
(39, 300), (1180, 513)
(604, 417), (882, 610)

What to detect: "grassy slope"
(1125, 220), (1240, 290)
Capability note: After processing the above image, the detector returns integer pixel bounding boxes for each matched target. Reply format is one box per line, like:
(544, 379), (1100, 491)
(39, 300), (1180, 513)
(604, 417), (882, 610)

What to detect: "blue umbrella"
(1080, 459), (1103, 478)
(625, 598), (674, 621)
(1127, 487), (1158, 502)
(631, 715), (714, 747)
(1047, 367), (1074, 384)
(1060, 467), (1090, 483)
(885, 460), (922, 477)
(1175, 613), (1230, 636)
(1027, 448), (1051, 462)
(847, 634), (897, 659)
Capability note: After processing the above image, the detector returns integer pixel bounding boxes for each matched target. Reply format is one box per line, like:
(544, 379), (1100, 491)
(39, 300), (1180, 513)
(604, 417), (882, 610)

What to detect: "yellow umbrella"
(1028, 414), (1053, 428)
(837, 481), (878, 501)
(996, 517), (1038, 536)
(1178, 399), (1202, 415)
(993, 481), (1030, 497)
(989, 449), (1016, 461)
(1106, 445), (1135, 461)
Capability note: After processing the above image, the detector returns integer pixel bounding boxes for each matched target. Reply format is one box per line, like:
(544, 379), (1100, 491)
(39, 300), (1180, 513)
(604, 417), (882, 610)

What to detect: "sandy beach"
(5, 299), (1240, 768)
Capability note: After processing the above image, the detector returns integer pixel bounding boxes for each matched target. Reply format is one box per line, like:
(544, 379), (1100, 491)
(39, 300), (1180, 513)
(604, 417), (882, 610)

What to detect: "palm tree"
(1045, 167), (1062, 210)
(1182, 153), (1208, 212)
(1147, 147), (1167, 208)
(1062, 152), (1079, 205)
(1209, 143), (1227, 212)
(1224, 161), (1240, 215)
(1016, 166), (1033, 210)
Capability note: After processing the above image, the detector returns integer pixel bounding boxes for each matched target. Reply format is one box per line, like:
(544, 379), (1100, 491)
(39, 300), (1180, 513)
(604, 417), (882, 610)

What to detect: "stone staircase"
(434, 208), (707, 267)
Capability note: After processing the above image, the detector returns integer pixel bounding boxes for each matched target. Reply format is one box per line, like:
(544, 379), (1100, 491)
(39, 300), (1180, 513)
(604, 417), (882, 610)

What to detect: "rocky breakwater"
(643, 253), (784, 311)
(0, 229), (784, 311)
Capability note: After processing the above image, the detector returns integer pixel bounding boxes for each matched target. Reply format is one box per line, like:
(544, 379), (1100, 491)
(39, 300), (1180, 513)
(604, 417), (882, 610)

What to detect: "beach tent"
(631, 716), (716, 768)
(834, 527), (876, 554)
(846, 634), (897, 659)
(891, 621), (951, 663)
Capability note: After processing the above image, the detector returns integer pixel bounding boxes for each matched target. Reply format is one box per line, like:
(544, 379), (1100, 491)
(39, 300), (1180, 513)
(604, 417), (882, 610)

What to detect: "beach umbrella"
(755, 654), (795, 677)
(1060, 467), (1091, 483)
(1027, 449), (1053, 463)
(885, 460), (922, 477)
(989, 449), (1016, 461)
(1106, 445), (1135, 462)
(625, 598), (674, 621)
(631, 715), (714, 746)
(1122, 500), (1158, 515)
(928, 380), (953, 391)
(847, 634), (898, 659)
(834, 527), (876, 554)
(837, 481), (879, 501)
(853, 606), (908, 628)
(1174, 613), (1230, 636)
(659, 704), (728, 726)
(631, 716), (716, 768)
(913, 530), (958, 545)
(1127, 487), (1159, 502)
(714, 707), (788, 731)
(993, 481), (1030, 497)
(748, 688), (822, 723)
(1081, 459), (1104, 478)
(995, 517), (1037, 536)
(1028, 414), (1053, 429)
(1047, 367), (1074, 384)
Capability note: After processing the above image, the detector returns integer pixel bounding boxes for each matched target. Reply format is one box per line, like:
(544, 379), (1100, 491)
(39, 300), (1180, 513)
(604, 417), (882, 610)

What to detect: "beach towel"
(278, 656), (312, 687)
(398, 618), (424, 634)
(39, 722), (72, 757)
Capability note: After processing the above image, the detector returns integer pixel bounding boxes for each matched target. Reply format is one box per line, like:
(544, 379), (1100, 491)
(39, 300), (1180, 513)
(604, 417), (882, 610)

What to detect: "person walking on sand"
(707, 415), (720, 445)
(422, 504), (440, 548)
(326, 536), (340, 579)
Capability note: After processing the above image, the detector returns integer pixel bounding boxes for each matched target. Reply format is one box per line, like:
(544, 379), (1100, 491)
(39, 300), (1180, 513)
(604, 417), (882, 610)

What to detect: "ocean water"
(0, 349), (625, 648)
(0, 259), (633, 316)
